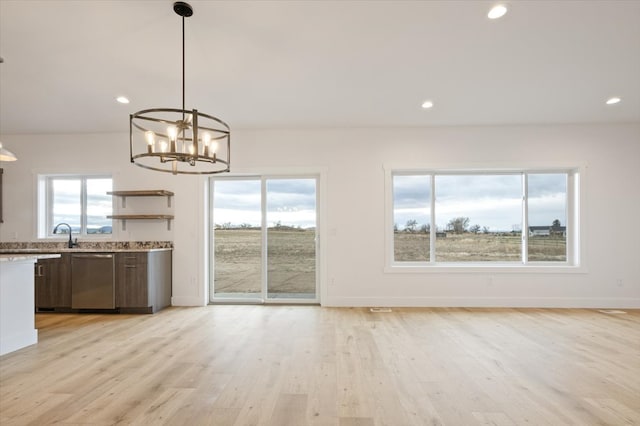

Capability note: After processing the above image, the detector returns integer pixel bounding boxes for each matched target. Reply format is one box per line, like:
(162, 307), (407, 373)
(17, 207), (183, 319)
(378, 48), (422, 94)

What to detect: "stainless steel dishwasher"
(71, 253), (115, 309)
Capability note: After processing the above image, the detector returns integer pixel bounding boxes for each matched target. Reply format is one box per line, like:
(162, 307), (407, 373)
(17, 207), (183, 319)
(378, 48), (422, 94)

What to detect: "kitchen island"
(0, 254), (59, 356)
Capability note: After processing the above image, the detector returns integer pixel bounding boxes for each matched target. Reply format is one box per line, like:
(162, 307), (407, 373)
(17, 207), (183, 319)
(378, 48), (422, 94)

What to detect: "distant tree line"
(216, 222), (258, 230)
(395, 217), (562, 235)
(215, 221), (310, 231)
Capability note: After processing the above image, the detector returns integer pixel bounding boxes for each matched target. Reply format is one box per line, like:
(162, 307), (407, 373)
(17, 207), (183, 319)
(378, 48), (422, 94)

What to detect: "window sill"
(384, 263), (587, 274)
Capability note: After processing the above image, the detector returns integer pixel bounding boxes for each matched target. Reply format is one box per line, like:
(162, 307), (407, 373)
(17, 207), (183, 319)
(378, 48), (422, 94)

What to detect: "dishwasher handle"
(72, 254), (114, 259)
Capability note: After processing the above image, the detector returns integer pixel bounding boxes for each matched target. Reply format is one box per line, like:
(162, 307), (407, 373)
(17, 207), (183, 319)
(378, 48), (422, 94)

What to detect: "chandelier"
(129, 1), (230, 175)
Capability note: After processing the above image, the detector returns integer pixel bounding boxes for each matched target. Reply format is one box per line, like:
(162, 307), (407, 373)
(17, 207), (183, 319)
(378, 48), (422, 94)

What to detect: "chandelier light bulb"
(159, 140), (168, 153)
(202, 132), (211, 156)
(145, 131), (155, 153)
(202, 132), (211, 146)
(167, 126), (178, 141)
(145, 131), (155, 144)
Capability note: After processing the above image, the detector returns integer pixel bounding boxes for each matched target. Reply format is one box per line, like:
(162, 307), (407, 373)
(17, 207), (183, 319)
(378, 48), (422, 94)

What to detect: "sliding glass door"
(210, 176), (318, 303)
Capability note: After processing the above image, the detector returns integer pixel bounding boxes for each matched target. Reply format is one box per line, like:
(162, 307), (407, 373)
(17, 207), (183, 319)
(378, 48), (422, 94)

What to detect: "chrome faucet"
(53, 222), (78, 248)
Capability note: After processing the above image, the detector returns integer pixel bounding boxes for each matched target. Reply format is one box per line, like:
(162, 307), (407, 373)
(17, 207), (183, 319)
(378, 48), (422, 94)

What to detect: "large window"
(39, 175), (113, 237)
(389, 169), (579, 267)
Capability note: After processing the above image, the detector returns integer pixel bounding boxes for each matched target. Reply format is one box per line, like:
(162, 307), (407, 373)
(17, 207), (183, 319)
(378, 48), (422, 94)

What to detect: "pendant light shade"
(0, 142), (17, 162)
(129, 2), (230, 175)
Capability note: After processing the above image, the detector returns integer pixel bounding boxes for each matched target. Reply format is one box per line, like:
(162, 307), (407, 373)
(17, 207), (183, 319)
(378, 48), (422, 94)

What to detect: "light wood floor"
(1, 306), (639, 425)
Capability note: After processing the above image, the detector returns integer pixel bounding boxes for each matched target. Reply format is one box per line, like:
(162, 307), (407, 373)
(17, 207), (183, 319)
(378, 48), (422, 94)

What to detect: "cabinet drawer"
(117, 253), (148, 266)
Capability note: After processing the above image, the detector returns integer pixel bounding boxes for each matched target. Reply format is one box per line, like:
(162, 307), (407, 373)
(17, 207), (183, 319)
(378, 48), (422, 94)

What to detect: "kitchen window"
(38, 174), (113, 237)
(386, 168), (582, 270)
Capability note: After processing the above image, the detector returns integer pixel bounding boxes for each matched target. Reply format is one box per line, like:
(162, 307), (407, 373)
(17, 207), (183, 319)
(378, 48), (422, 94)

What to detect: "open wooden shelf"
(108, 190), (174, 208)
(107, 190), (174, 230)
(107, 190), (174, 197)
(107, 215), (174, 231)
(107, 215), (174, 220)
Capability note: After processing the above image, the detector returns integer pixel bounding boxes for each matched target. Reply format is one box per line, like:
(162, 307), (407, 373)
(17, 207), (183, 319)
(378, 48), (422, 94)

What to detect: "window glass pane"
(213, 180), (262, 297)
(266, 179), (317, 299)
(393, 175), (431, 261)
(51, 179), (81, 233)
(528, 174), (567, 261)
(86, 178), (113, 234)
(435, 174), (522, 262)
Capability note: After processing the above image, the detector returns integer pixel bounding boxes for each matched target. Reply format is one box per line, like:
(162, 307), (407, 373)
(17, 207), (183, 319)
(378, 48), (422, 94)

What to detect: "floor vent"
(598, 309), (627, 315)
(370, 307), (393, 313)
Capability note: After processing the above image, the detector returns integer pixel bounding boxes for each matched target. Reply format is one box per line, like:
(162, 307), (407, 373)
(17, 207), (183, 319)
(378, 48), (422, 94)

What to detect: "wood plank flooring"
(1, 306), (639, 425)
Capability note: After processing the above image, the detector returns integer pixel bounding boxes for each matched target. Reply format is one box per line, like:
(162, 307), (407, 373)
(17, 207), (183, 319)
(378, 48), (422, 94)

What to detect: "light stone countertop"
(0, 254), (61, 262)
(0, 248), (173, 254)
(0, 241), (173, 254)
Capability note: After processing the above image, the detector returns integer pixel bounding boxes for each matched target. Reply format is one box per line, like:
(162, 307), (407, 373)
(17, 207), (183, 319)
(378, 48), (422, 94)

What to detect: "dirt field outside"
(213, 229), (316, 297)
(212, 229), (566, 297)
(394, 232), (566, 262)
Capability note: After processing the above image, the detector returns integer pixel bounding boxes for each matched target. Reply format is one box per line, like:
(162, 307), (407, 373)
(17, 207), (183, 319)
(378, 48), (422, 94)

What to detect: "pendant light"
(0, 142), (17, 162)
(129, 1), (230, 175)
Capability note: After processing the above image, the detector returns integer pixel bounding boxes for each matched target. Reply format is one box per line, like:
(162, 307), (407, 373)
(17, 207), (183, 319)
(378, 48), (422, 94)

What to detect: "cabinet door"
(35, 254), (71, 310)
(35, 261), (54, 309)
(116, 253), (148, 308)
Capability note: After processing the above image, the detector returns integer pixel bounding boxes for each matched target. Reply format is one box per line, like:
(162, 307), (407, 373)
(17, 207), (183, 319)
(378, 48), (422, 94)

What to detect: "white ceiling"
(1, 0), (639, 135)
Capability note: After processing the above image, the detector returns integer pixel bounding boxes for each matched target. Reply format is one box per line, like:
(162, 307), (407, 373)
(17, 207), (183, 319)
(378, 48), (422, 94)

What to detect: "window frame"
(37, 173), (113, 239)
(384, 166), (585, 273)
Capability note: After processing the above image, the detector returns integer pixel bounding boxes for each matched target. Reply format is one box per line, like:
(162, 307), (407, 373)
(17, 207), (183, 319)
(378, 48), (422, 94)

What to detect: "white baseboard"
(322, 297), (640, 309)
(170, 296), (207, 307)
(170, 294), (639, 309)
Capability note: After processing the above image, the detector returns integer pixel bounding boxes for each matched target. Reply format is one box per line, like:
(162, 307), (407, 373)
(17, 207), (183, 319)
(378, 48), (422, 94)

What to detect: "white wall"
(1, 123), (639, 308)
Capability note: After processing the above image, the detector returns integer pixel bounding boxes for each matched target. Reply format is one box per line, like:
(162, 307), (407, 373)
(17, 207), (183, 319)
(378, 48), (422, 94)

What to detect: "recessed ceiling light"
(421, 100), (434, 109)
(116, 96), (130, 104)
(488, 4), (508, 19)
(606, 97), (621, 105)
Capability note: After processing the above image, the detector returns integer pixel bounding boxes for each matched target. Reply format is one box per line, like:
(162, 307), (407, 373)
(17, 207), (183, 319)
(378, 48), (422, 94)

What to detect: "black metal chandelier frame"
(129, 1), (230, 175)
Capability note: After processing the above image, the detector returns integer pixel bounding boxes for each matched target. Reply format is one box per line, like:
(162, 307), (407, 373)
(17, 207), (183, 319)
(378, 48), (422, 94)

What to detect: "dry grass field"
(213, 229), (316, 297)
(394, 232), (566, 262)
(213, 230), (566, 297)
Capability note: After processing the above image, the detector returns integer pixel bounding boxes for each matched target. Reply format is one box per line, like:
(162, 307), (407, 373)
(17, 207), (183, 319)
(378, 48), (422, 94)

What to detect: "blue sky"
(213, 178), (317, 228)
(393, 173), (567, 232)
(52, 174), (565, 233)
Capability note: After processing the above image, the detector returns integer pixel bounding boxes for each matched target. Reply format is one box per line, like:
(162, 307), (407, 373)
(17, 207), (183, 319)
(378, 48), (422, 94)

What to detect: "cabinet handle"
(37, 265), (44, 277)
(124, 265), (137, 268)
(72, 254), (113, 259)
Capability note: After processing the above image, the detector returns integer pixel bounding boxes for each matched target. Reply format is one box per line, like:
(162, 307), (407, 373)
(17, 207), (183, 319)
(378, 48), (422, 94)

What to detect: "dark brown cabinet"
(115, 250), (172, 313)
(35, 254), (71, 311)
(33, 250), (171, 314)
(116, 252), (147, 308)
